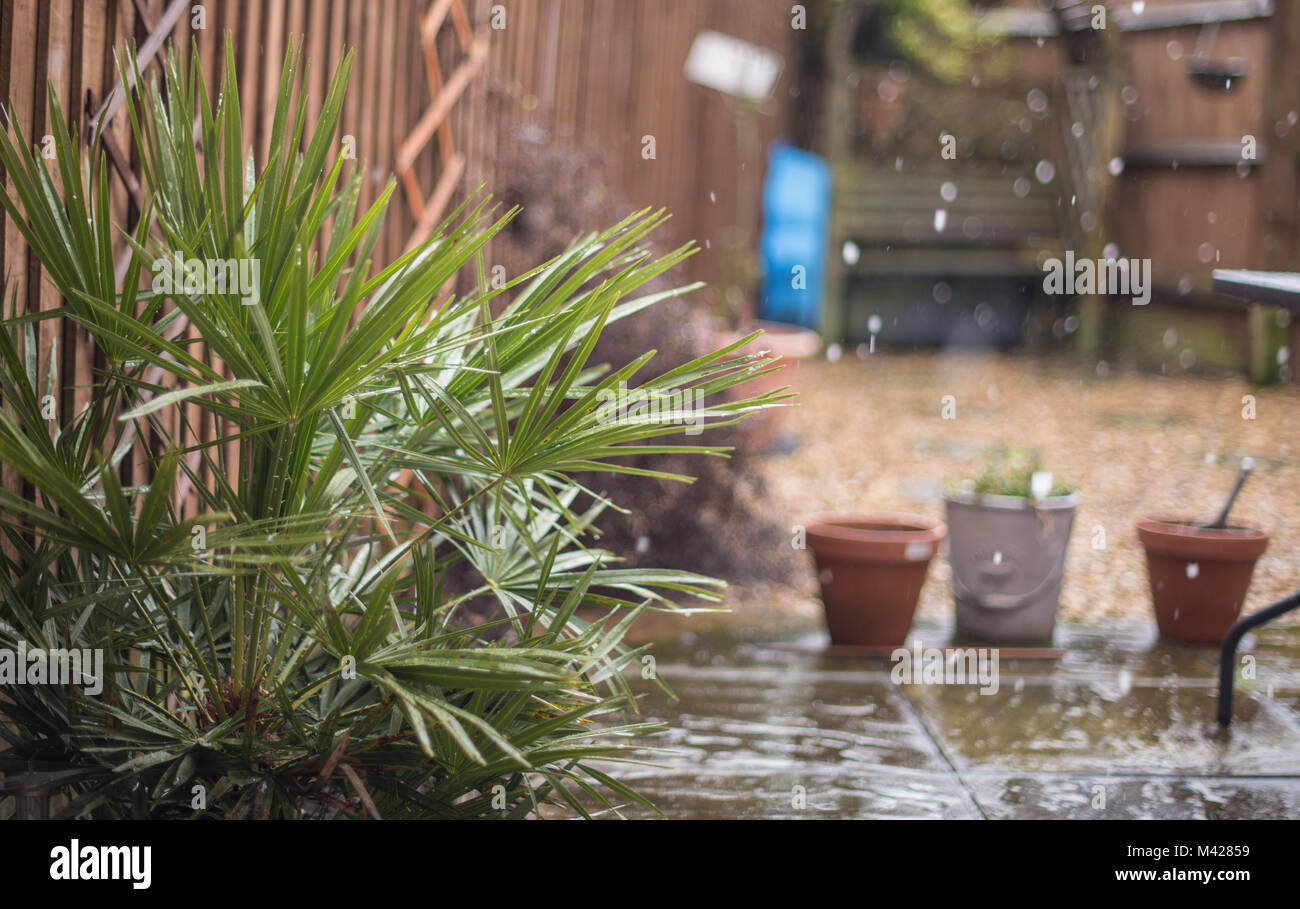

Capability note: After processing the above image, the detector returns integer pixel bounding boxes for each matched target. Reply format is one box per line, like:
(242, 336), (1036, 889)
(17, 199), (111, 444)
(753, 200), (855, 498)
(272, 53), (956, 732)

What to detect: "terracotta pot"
(717, 320), (821, 451)
(945, 491), (1078, 644)
(804, 514), (946, 646)
(1136, 515), (1271, 644)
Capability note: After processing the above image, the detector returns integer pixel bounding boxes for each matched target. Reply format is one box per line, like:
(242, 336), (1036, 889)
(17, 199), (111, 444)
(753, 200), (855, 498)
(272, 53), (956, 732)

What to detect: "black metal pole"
(1217, 591), (1300, 725)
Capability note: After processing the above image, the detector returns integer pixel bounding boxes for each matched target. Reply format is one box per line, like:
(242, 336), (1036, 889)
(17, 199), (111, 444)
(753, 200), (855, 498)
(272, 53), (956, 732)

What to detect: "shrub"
(0, 37), (778, 819)
(481, 123), (794, 582)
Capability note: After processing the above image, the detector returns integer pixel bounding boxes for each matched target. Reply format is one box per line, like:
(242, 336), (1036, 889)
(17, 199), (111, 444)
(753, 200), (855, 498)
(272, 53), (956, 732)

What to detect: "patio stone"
(635, 667), (943, 773)
(966, 774), (1300, 820)
(906, 683), (1300, 775)
(609, 619), (1300, 818)
(608, 768), (980, 819)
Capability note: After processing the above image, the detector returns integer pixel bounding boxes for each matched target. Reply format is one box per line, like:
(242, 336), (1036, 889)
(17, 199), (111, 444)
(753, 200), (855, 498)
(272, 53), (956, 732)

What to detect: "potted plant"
(1136, 460), (1271, 644)
(804, 514), (946, 646)
(944, 453), (1078, 643)
(0, 36), (779, 818)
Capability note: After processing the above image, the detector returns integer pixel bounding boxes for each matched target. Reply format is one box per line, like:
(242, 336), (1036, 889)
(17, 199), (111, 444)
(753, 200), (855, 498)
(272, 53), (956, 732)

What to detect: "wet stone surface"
(968, 775), (1300, 820)
(610, 618), (1300, 819)
(909, 683), (1300, 776)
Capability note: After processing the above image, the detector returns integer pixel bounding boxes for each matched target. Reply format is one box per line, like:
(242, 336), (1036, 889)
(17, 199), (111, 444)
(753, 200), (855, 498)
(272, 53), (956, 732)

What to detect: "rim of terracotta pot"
(1136, 513), (1271, 558)
(944, 490), (1080, 511)
(804, 513), (946, 545)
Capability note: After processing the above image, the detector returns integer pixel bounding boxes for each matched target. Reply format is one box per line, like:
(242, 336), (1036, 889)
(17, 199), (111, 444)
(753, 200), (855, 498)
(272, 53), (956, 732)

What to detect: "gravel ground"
(722, 350), (1300, 626)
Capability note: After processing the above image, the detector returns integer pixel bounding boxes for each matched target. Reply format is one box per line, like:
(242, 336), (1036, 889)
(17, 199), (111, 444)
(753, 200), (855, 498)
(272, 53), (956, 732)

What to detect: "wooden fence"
(0, 0), (798, 522)
(464, 0), (800, 292)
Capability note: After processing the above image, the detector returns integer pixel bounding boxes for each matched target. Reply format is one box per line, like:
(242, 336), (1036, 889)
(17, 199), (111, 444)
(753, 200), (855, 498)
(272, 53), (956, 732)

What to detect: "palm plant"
(0, 36), (782, 819)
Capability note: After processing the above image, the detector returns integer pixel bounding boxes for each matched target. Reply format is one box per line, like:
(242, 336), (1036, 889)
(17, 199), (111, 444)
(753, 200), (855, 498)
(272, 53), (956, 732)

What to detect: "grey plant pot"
(944, 491), (1079, 643)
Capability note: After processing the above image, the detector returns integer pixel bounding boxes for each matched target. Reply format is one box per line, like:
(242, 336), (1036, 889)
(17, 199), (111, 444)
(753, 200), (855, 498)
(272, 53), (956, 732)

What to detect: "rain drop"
(1035, 160), (1056, 183)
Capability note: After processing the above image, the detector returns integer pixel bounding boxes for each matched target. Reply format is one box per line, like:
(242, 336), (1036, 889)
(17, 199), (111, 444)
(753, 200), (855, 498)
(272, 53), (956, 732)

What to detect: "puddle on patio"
(598, 618), (1300, 819)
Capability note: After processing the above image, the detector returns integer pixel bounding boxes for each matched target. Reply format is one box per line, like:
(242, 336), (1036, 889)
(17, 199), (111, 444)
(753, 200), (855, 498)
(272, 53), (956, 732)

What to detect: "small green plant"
(0, 36), (783, 819)
(952, 449), (1074, 499)
(842, 0), (1000, 82)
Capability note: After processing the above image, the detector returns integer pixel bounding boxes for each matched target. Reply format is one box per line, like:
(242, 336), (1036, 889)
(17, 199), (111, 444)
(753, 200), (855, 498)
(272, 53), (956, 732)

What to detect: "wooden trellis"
(397, 0), (488, 250)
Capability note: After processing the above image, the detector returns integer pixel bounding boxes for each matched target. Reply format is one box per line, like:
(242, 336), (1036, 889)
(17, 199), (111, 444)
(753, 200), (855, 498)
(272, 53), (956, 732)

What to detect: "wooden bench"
(823, 164), (1064, 342)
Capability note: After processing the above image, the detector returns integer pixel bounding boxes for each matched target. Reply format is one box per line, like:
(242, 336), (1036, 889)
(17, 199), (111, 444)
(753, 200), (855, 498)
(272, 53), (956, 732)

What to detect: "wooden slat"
(376, 0), (397, 251)
(65, 0), (95, 451)
(36, 2), (73, 443)
(1, 0), (39, 559)
(260, 0), (288, 163)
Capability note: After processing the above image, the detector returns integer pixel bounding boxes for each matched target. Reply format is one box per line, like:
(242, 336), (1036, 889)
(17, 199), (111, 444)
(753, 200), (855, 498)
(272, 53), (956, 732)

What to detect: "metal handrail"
(1217, 591), (1300, 725)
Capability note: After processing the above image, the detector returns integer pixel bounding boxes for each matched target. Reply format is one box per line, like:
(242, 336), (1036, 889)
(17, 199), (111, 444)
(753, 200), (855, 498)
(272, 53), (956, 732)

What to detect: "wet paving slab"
(610, 617), (1300, 818)
(907, 683), (1300, 776)
(605, 668), (979, 818)
(967, 775), (1300, 820)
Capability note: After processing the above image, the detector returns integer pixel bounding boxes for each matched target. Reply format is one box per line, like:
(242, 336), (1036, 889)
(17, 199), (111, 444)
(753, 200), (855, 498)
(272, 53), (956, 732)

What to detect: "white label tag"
(684, 31), (784, 101)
